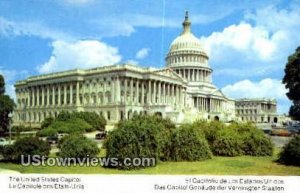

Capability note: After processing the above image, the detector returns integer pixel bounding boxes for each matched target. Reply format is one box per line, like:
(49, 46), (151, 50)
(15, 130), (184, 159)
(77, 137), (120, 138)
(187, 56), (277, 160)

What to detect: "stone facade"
(235, 98), (278, 123)
(13, 12), (277, 126)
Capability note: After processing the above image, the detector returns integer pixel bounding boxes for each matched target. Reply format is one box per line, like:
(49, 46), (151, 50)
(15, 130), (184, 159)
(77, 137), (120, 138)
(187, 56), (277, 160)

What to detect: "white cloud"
(0, 17), (74, 40)
(37, 40), (122, 73)
(135, 48), (150, 59)
(201, 22), (277, 61)
(200, 5), (300, 78)
(222, 78), (290, 113)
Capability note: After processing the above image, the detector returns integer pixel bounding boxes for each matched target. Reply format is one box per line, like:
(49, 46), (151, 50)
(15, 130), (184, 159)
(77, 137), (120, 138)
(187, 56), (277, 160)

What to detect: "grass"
(0, 149), (300, 175)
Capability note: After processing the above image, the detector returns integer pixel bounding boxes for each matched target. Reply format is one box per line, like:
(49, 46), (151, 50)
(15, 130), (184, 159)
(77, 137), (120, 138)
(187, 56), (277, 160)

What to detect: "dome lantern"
(166, 11), (210, 69)
(182, 11), (191, 34)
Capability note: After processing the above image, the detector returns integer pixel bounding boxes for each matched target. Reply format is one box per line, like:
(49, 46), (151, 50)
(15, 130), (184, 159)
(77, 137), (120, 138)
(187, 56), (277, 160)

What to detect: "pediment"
(153, 67), (184, 81)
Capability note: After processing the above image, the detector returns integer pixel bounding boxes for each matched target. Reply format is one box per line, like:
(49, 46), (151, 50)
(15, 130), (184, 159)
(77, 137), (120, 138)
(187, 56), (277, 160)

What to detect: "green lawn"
(0, 151), (299, 175)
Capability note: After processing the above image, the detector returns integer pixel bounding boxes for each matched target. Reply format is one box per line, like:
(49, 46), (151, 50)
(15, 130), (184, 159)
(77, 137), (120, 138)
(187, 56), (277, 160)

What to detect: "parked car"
(263, 129), (272, 135)
(288, 129), (299, 136)
(270, 128), (292, 137)
(95, 131), (107, 140)
(57, 133), (68, 139)
(46, 135), (59, 144)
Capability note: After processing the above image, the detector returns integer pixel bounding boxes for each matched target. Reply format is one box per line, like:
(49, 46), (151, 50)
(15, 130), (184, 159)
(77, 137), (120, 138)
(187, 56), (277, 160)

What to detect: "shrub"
(38, 118), (93, 136)
(73, 112), (106, 131)
(11, 126), (33, 132)
(37, 128), (58, 137)
(228, 122), (273, 156)
(59, 135), (99, 159)
(56, 111), (73, 121)
(211, 127), (243, 156)
(1, 137), (50, 163)
(167, 124), (212, 161)
(105, 115), (166, 169)
(41, 117), (55, 129)
(242, 132), (273, 156)
(194, 121), (274, 157)
(278, 135), (300, 166)
(55, 111), (106, 131)
(193, 120), (225, 147)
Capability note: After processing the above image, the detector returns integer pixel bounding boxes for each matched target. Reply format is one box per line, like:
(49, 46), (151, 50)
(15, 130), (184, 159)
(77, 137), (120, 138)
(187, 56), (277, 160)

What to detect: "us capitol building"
(14, 12), (278, 125)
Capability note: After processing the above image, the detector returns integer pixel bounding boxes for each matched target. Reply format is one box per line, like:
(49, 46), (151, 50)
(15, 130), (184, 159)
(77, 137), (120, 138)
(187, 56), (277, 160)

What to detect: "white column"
(158, 81), (161, 105)
(116, 77), (121, 103)
(130, 78), (133, 104)
(32, 87), (35, 107)
(124, 78), (127, 104)
(141, 81), (144, 105)
(37, 87), (40, 107)
(111, 79), (115, 103)
(147, 80), (151, 104)
(52, 85), (55, 106)
(167, 83), (170, 104)
(42, 86), (45, 106)
(76, 82), (80, 105)
(47, 86), (50, 106)
(162, 82), (166, 104)
(153, 81), (156, 104)
(70, 83), (73, 105)
(58, 84), (61, 105)
(64, 84), (67, 105)
(135, 79), (139, 104)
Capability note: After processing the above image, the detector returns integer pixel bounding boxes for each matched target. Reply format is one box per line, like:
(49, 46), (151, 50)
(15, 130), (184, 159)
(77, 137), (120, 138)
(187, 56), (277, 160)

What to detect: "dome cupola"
(166, 11), (209, 68)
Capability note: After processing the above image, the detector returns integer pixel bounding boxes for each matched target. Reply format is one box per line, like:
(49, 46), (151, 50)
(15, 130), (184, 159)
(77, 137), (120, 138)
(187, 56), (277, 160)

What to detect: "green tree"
(283, 46), (300, 120)
(0, 74), (15, 135)
(0, 74), (4, 95)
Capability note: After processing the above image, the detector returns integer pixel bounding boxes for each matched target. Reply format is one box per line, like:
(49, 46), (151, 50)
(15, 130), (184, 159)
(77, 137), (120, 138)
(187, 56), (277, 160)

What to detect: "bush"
(167, 124), (212, 161)
(37, 128), (58, 137)
(194, 121), (273, 157)
(37, 118), (93, 136)
(41, 117), (55, 129)
(73, 112), (106, 131)
(278, 135), (300, 166)
(228, 123), (273, 156)
(55, 111), (106, 131)
(1, 137), (50, 163)
(211, 127), (243, 156)
(59, 135), (99, 159)
(193, 120), (225, 147)
(105, 115), (166, 169)
(56, 111), (73, 121)
(11, 126), (34, 132)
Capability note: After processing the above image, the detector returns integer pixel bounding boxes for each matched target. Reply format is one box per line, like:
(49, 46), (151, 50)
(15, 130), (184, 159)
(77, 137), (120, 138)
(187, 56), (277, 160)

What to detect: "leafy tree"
(0, 74), (4, 95)
(0, 74), (15, 135)
(283, 46), (300, 120)
(278, 135), (300, 166)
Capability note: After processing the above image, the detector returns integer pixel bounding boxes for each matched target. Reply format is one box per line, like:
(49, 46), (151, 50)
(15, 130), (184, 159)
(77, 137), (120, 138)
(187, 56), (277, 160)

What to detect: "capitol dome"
(166, 11), (209, 68)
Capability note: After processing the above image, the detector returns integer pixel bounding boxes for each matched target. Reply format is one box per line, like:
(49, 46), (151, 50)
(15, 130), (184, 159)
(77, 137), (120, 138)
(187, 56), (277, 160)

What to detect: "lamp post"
(8, 112), (13, 145)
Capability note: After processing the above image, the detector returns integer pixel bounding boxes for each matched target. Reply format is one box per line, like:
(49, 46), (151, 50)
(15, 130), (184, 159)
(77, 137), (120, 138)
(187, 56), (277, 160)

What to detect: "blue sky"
(1, 0), (300, 113)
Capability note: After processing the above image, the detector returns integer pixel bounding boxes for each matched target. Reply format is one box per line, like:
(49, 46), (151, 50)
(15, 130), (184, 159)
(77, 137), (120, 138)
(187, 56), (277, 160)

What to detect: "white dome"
(169, 29), (205, 53)
(166, 11), (209, 68)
